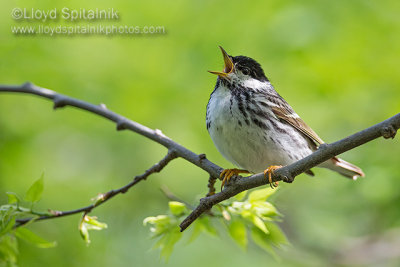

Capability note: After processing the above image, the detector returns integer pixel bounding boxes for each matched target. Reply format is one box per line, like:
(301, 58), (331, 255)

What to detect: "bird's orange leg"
(220, 169), (250, 190)
(263, 165), (282, 189)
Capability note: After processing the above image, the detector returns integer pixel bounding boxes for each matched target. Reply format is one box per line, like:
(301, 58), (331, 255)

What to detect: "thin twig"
(15, 150), (177, 227)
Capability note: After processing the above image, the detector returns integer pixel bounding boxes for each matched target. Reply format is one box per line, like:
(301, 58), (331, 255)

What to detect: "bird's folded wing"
(271, 105), (324, 146)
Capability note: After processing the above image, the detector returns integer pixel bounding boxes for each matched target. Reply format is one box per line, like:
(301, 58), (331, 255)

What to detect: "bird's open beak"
(208, 46), (234, 78)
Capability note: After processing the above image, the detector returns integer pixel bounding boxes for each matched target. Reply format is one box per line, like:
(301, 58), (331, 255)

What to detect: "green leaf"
(5, 193), (20, 205)
(251, 215), (269, 234)
(79, 223), (89, 244)
(196, 216), (217, 236)
(0, 234), (19, 266)
(153, 231), (169, 250)
(248, 188), (276, 203)
(239, 209), (252, 219)
(168, 201), (186, 216)
(253, 202), (280, 218)
(250, 227), (279, 260)
(24, 174), (44, 203)
(0, 217), (16, 237)
(143, 215), (172, 237)
(152, 226), (182, 261)
(184, 216), (218, 245)
(264, 222), (289, 246)
(143, 215), (169, 226)
(159, 228), (181, 260)
(15, 228), (56, 248)
(234, 190), (247, 201)
(1, 206), (18, 237)
(187, 222), (202, 244)
(79, 215), (108, 244)
(228, 220), (247, 249)
(83, 216), (108, 230)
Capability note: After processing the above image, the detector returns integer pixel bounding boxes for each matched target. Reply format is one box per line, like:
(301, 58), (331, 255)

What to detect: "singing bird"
(206, 46), (364, 189)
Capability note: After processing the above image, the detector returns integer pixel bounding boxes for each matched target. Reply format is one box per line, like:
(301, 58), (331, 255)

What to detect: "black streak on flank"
(274, 137), (283, 147)
(269, 118), (288, 135)
(229, 97), (233, 115)
(247, 106), (267, 120)
(242, 90), (250, 102)
(236, 96), (248, 119)
(252, 118), (268, 129)
(238, 120), (242, 127)
(258, 101), (270, 108)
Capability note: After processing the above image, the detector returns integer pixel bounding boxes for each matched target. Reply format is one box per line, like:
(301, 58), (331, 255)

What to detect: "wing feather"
(270, 101), (324, 146)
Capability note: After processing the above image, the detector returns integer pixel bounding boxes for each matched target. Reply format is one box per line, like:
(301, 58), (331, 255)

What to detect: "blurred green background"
(1, 0), (400, 266)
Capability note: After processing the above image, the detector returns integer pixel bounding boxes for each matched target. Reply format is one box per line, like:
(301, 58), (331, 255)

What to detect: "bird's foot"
(220, 169), (249, 190)
(263, 165), (282, 189)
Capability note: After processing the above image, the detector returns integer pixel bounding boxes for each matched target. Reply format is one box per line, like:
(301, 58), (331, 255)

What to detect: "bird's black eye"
(241, 67), (250, 76)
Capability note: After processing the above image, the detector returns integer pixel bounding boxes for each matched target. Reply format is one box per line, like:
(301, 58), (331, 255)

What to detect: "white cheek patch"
(242, 78), (269, 90)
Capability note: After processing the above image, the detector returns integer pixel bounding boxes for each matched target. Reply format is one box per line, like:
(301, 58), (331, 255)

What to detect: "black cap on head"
(232, 55), (269, 82)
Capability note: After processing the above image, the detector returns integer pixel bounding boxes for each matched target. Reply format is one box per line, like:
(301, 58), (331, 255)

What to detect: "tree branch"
(0, 83), (398, 232)
(0, 82), (222, 178)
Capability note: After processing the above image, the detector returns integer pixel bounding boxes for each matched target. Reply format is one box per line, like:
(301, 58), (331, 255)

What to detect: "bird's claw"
(220, 168), (249, 190)
(263, 165), (282, 189)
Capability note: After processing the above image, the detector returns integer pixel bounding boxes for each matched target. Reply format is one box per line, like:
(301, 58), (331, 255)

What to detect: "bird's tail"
(322, 157), (365, 180)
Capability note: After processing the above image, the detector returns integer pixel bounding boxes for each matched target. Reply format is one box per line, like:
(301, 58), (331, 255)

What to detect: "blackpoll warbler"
(206, 46), (364, 189)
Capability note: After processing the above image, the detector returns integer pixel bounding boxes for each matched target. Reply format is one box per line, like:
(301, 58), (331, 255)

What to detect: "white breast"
(207, 82), (313, 173)
(207, 84), (271, 172)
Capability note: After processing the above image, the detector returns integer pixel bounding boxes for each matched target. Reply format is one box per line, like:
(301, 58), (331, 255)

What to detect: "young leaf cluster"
(0, 175), (55, 267)
(143, 188), (288, 260)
